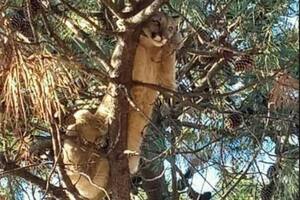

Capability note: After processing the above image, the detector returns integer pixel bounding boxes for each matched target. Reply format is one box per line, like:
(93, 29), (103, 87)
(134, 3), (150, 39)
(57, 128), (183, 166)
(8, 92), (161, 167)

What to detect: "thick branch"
(0, 153), (67, 199)
(107, 28), (141, 200)
(124, 0), (169, 24)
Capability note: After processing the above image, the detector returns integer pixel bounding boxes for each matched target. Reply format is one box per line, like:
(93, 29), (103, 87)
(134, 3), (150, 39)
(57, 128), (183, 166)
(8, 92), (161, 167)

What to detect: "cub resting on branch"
(62, 12), (182, 199)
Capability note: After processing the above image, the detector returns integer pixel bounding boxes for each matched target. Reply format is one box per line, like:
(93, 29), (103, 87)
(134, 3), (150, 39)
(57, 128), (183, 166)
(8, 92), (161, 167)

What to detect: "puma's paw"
(66, 124), (78, 136)
(124, 150), (140, 174)
(128, 156), (140, 174)
(124, 149), (139, 156)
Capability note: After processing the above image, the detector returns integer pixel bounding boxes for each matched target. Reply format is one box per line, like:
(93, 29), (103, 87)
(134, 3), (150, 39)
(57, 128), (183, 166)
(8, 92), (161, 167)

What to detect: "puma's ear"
(66, 124), (78, 136)
(151, 12), (164, 22)
(172, 15), (182, 24)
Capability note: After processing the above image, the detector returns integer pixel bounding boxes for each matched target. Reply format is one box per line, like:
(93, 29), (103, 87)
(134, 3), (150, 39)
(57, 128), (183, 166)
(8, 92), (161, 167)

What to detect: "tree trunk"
(107, 28), (141, 200)
(101, 1), (169, 198)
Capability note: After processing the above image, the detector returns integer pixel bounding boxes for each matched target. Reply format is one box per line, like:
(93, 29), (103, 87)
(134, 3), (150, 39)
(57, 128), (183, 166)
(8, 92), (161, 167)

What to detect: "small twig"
(25, 0), (37, 42)
(142, 168), (166, 182)
(0, 155), (68, 199)
(220, 147), (261, 199)
(0, 161), (53, 177)
(78, 172), (111, 200)
(99, 0), (123, 20)
(40, 148), (61, 200)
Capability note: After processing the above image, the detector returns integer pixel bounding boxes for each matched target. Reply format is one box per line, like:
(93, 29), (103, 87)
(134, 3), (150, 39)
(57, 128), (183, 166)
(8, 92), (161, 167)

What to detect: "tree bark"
(107, 29), (141, 200)
(102, 1), (169, 199)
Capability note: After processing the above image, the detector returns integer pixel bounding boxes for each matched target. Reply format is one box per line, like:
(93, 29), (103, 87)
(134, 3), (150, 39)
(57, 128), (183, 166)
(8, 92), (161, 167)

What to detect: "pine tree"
(0, 0), (298, 199)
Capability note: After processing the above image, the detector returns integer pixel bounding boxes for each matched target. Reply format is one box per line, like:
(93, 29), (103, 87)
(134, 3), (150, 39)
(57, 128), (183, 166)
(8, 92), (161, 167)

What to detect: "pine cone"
(28, 0), (43, 16)
(10, 10), (34, 41)
(234, 54), (254, 72)
(198, 55), (214, 64)
(225, 113), (242, 129)
(267, 165), (277, 180)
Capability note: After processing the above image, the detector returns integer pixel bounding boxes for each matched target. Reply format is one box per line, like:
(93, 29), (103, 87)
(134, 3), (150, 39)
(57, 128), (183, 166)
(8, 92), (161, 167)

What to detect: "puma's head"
(140, 12), (180, 47)
(66, 109), (107, 143)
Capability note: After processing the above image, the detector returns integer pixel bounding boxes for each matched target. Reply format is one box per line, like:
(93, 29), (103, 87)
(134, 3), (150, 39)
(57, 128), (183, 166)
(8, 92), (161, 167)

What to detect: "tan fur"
(128, 12), (181, 173)
(62, 110), (109, 200)
(98, 12), (182, 173)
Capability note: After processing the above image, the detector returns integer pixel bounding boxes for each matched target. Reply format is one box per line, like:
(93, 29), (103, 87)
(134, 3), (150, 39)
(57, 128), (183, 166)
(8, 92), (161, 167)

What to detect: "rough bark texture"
(107, 29), (141, 200)
(94, 1), (169, 198)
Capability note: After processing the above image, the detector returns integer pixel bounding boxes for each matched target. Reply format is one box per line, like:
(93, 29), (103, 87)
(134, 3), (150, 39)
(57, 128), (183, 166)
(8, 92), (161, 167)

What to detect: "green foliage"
(0, 0), (298, 199)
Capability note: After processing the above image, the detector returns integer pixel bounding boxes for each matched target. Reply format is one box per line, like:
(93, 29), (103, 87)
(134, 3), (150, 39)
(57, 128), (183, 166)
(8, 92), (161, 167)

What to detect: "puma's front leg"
(127, 109), (147, 174)
(159, 53), (177, 91)
(127, 86), (157, 173)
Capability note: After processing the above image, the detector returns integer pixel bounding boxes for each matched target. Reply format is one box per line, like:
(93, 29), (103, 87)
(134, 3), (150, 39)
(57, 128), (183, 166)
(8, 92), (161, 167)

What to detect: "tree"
(0, 0), (299, 200)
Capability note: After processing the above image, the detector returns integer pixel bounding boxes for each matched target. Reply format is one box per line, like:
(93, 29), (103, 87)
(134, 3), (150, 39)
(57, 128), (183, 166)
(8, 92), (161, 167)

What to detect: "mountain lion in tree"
(62, 12), (182, 199)
(98, 11), (182, 173)
(62, 110), (109, 200)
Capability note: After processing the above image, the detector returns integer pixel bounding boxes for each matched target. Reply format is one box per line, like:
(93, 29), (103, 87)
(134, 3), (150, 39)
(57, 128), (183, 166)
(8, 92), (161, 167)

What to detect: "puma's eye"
(168, 26), (174, 32)
(152, 19), (160, 25)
